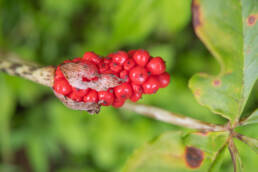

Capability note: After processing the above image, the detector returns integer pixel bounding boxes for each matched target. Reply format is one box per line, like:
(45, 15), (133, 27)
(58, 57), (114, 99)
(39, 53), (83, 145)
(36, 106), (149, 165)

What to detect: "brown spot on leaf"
(185, 147), (204, 169)
(192, 0), (202, 29)
(212, 79), (221, 87)
(194, 89), (201, 97)
(195, 131), (209, 136)
(247, 14), (257, 26)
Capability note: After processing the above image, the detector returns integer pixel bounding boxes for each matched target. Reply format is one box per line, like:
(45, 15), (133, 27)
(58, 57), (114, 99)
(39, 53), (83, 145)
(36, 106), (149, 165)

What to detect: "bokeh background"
(0, 0), (257, 172)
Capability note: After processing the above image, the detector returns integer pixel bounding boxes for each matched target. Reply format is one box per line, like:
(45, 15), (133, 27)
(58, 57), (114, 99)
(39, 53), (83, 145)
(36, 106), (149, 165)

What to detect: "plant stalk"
(0, 56), (55, 87)
(123, 102), (226, 132)
(0, 55), (226, 131)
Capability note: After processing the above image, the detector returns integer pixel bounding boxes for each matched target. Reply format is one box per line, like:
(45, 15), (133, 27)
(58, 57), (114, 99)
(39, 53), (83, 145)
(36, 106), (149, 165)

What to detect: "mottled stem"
(0, 57), (55, 87)
(123, 102), (226, 132)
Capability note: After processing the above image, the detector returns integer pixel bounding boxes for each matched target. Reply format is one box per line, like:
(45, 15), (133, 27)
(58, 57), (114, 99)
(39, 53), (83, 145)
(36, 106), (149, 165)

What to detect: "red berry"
(142, 76), (160, 94)
(112, 51), (128, 65)
(63, 60), (72, 63)
(133, 49), (150, 67)
(107, 53), (115, 58)
(114, 83), (133, 100)
(119, 70), (129, 82)
(73, 88), (89, 97)
(98, 61), (109, 73)
(104, 58), (112, 64)
(112, 98), (125, 108)
(128, 50), (136, 57)
(129, 66), (148, 85)
(123, 58), (135, 71)
(69, 92), (83, 101)
(83, 90), (98, 103)
(157, 72), (170, 88)
(146, 57), (166, 75)
(130, 92), (142, 102)
(82, 52), (101, 64)
(131, 83), (143, 93)
(55, 66), (64, 80)
(69, 88), (89, 101)
(110, 62), (122, 73)
(98, 90), (114, 106)
(72, 57), (82, 63)
(54, 79), (72, 95)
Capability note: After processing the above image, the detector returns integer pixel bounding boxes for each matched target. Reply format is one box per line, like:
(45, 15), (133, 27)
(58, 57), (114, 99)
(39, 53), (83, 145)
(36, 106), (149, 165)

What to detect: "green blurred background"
(0, 0), (257, 171)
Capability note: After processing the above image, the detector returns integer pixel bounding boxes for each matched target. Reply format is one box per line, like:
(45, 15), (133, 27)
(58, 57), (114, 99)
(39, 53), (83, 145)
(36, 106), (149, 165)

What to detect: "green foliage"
(189, 0), (258, 122)
(124, 131), (228, 172)
(0, 0), (257, 172)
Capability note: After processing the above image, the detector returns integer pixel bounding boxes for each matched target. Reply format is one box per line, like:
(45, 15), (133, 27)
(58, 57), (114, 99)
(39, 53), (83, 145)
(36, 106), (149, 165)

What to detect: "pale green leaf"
(189, 0), (258, 122)
(123, 131), (229, 172)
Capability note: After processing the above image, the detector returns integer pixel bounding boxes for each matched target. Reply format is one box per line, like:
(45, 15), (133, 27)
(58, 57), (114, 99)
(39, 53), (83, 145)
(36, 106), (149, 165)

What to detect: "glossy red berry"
(129, 66), (149, 85)
(112, 98), (125, 108)
(98, 61), (109, 73)
(119, 70), (129, 82)
(133, 49), (150, 67)
(110, 62), (122, 73)
(69, 88), (89, 101)
(112, 51), (128, 65)
(55, 66), (64, 80)
(54, 79), (72, 95)
(142, 76), (160, 94)
(83, 90), (98, 103)
(146, 57), (166, 75)
(63, 60), (72, 63)
(82, 52), (101, 64)
(130, 92), (142, 102)
(128, 50), (136, 57)
(98, 90), (114, 106)
(131, 83), (143, 93)
(123, 58), (136, 71)
(114, 83), (133, 100)
(69, 92), (83, 101)
(104, 58), (112, 64)
(72, 57), (82, 63)
(157, 72), (170, 88)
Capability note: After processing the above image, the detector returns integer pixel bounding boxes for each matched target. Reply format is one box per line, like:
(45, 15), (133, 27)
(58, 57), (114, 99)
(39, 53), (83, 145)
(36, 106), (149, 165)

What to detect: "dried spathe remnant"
(53, 50), (171, 113)
(185, 146), (204, 168)
(60, 63), (122, 91)
(54, 91), (100, 114)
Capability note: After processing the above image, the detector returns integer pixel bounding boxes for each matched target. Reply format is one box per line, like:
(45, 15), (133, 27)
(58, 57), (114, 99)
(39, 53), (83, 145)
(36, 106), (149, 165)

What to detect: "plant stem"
(0, 57), (55, 87)
(0, 55), (227, 131)
(123, 102), (226, 132)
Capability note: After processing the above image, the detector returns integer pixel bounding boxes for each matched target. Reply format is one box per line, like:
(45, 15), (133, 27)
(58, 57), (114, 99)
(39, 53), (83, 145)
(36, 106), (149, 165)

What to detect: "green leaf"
(241, 109), (258, 126)
(189, 0), (258, 122)
(234, 138), (258, 172)
(123, 131), (229, 172)
(236, 134), (258, 154)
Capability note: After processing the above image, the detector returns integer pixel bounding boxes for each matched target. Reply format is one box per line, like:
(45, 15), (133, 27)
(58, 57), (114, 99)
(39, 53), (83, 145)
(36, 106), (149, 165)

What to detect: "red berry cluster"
(53, 50), (170, 108)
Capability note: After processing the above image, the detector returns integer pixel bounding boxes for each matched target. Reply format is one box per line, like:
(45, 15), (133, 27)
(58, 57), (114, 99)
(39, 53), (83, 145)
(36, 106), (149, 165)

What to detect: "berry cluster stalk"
(0, 54), (226, 132)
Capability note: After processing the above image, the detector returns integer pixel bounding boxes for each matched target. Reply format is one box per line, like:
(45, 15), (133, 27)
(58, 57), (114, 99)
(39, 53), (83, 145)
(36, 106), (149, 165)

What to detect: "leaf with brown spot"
(189, 0), (258, 122)
(123, 131), (229, 172)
